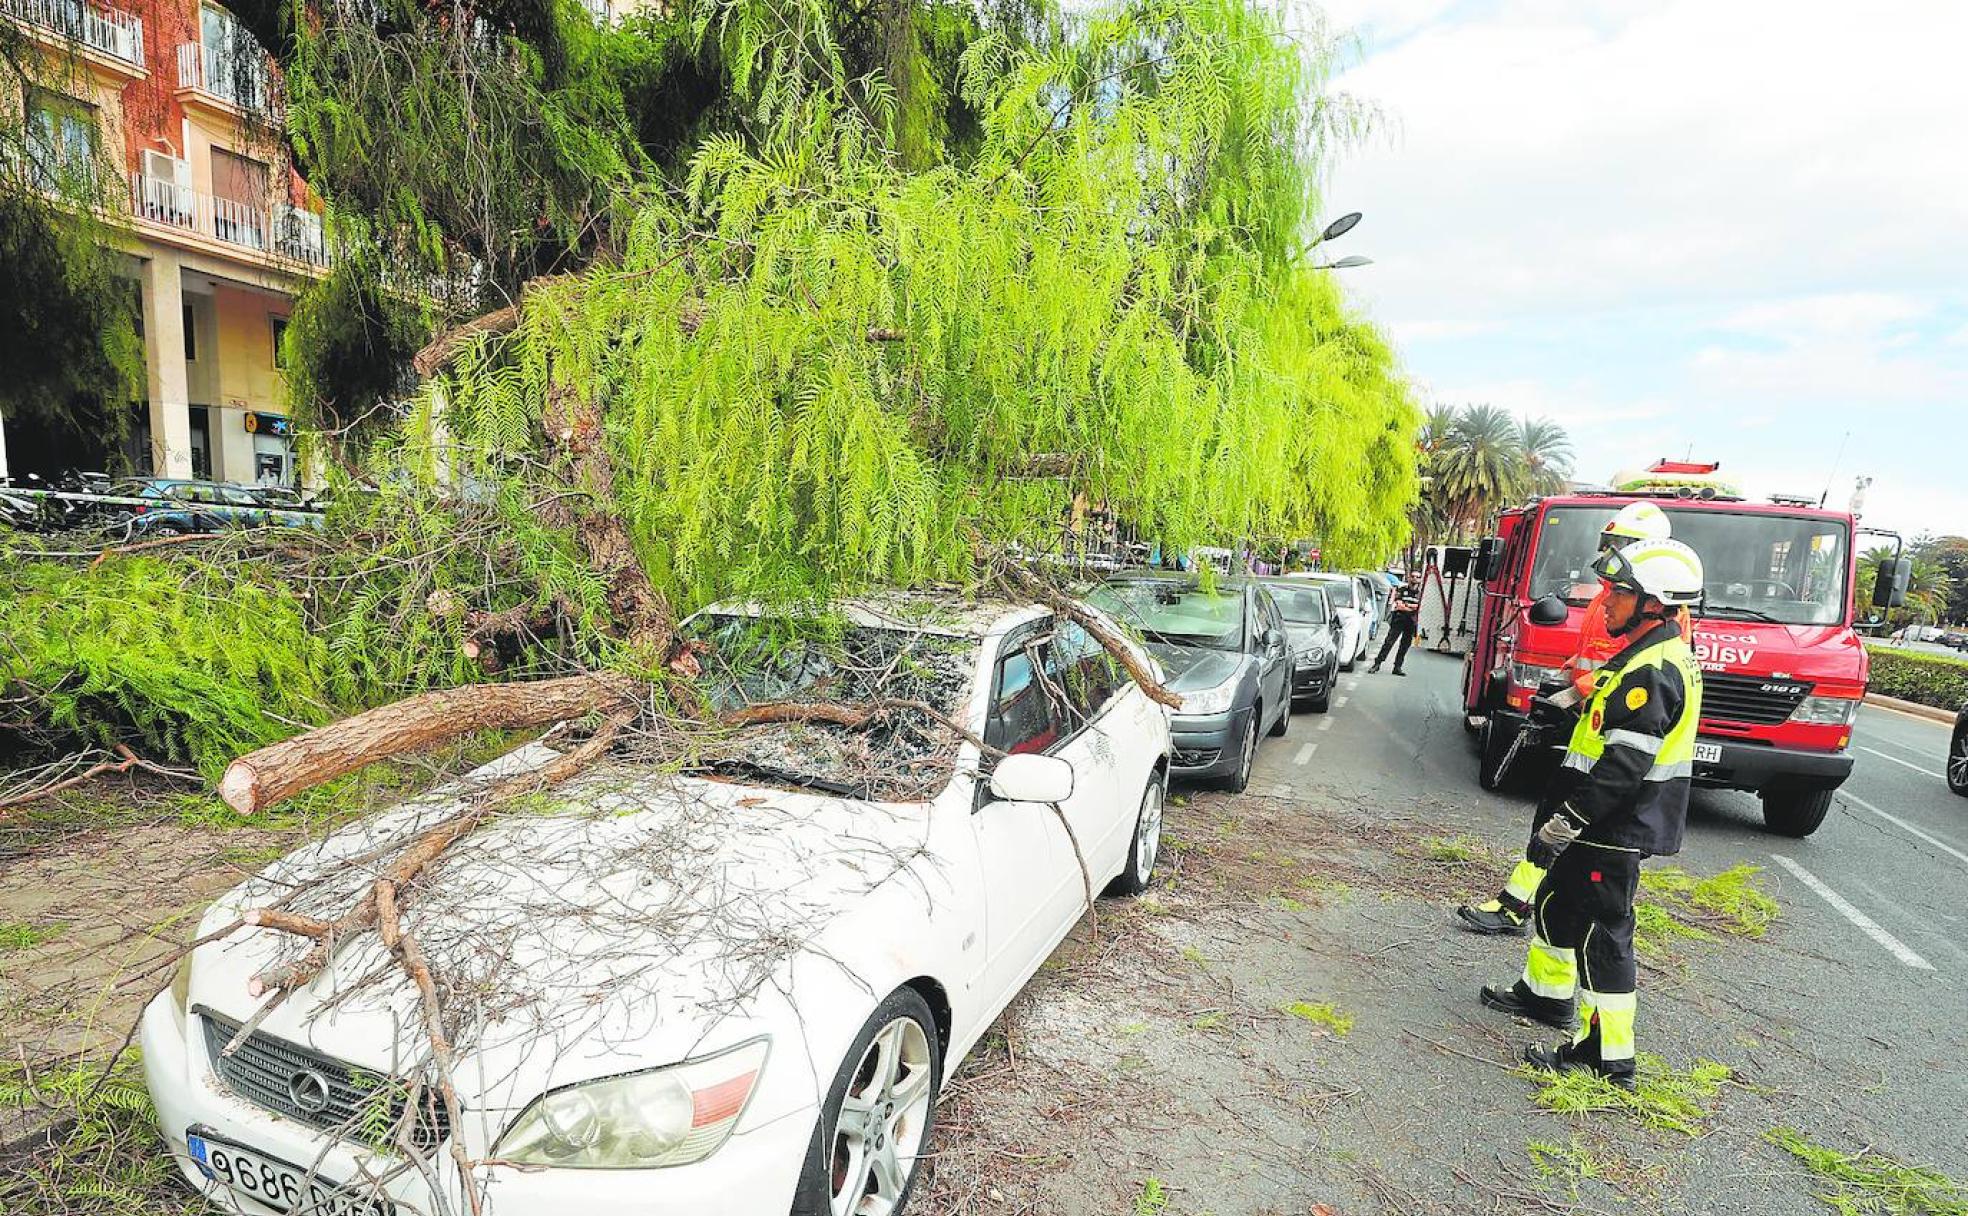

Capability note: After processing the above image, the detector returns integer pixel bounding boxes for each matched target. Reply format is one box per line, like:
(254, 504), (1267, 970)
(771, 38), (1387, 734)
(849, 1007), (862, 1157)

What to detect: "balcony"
(130, 171), (329, 269)
(2, 0), (145, 71)
(176, 41), (279, 119)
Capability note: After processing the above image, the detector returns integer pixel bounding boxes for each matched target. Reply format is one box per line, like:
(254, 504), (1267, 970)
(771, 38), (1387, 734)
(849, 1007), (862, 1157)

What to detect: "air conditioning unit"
(140, 150), (193, 225)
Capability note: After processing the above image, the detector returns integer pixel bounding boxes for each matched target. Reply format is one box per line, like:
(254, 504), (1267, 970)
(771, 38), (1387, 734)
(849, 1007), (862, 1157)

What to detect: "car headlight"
(1508, 661), (1566, 690)
(496, 1038), (769, 1169)
(1179, 682), (1239, 715)
(1789, 695), (1860, 727)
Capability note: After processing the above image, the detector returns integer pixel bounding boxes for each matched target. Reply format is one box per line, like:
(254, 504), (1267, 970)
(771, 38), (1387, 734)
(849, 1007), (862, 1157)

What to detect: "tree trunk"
(218, 674), (637, 815)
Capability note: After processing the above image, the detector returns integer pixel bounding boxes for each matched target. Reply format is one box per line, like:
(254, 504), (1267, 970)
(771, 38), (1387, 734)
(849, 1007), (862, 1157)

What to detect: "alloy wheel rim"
(1240, 719), (1257, 782)
(1952, 735), (1968, 789)
(1135, 782), (1164, 882)
(830, 1017), (934, 1216)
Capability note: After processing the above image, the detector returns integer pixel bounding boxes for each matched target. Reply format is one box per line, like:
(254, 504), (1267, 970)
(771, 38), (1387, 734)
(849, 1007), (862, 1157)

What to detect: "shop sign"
(244, 412), (292, 437)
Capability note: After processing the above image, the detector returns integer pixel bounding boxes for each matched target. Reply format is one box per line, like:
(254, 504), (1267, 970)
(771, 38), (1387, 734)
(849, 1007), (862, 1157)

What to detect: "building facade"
(2, 0), (326, 487)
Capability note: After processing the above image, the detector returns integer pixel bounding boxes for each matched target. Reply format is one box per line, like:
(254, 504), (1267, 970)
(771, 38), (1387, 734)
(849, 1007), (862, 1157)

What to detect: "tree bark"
(218, 674), (637, 815)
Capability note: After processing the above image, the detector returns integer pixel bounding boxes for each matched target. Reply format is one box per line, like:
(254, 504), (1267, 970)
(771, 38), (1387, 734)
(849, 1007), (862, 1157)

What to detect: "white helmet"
(1593, 538), (1703, 607)
(1601, 501), (1671, 546)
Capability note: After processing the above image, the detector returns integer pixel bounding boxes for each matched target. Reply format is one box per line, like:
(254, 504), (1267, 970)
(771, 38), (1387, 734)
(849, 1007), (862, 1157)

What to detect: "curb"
(1863, 693), (1957, 725)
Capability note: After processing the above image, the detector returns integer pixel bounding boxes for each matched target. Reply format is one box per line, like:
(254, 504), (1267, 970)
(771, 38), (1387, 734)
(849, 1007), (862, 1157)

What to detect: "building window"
(183, 303), (197, 361)
(271, 316), (288, 368)
(26, 91), (97, 194)
(211, 149), (271, 250)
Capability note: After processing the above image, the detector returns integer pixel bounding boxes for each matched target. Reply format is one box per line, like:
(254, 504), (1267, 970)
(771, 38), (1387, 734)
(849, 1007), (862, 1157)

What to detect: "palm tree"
(1437, 403), (1524, 540)
(1517, 416), (1574, 498)
(1858, 547), (1954, 630)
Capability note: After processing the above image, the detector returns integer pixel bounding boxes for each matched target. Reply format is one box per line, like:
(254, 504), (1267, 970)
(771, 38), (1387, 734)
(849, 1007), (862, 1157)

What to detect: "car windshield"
(1088, 582), (1245, 651)
(681, 613), (979, 799)
(1310, 576), (1355, 609)
(1264, 583), (1330, 625)
(1529, 504), (1850, 625)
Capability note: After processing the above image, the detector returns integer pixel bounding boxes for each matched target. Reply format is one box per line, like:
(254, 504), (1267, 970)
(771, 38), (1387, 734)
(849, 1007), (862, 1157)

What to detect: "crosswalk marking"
(1770, 854), (1935, 971)
(1293, 743), (1317, 766)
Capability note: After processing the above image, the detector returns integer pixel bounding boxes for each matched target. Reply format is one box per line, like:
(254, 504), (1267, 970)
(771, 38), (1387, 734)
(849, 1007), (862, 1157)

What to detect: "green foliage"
(0, 557), (342, 778)
(1632, 899), (1711, 958)
(1641, 864), (1779, 938)
(1766, 1127), (1968, 1216)
(420, 0), (1417, 618)
(282, 257), (431, 439)
(1279, 1000), (1353, 1035)
(1858, 546), (1954, 629)
(1864, 645), (1968, 710)
(0, 1054), (202, 1215)
(1420, 834), (1488, 864)
(1412, 403), (1575, 551)
(0, 920), (57, 951)
(1523, 1053), (1731, 1137)
(1134, 1176), (1171, 1216)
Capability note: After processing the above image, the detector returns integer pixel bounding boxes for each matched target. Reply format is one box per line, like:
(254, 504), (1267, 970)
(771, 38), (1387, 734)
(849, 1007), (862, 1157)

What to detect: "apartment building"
(2, 0), (326, 486)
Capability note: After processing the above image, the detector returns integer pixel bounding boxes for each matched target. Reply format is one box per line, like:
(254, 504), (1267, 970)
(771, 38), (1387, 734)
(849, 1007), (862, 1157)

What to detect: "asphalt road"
(1273, 645), (1968, 1182)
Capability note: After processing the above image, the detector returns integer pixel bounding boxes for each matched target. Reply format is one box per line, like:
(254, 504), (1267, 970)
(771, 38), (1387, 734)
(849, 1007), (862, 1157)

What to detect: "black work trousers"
(1531, 842), (1642, 998)
(1374, 616), (1416, 669)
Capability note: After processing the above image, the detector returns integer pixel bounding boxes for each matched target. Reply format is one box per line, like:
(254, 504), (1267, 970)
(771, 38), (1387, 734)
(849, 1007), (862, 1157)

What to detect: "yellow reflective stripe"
(1504, 860), (1545, 903)
(1581, 989), (1636, 1060)
(1523, 935), (1577, 999)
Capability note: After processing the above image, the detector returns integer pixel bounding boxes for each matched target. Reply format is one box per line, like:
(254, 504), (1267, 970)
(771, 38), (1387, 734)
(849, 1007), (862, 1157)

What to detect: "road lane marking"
(1335, 696), (1349, 708)
(1769, 854), (1935, 971)
(1839, 790), (1968, 867)
(1858, 745), (1946, 780)
(1317, 717), (1334, 732)
(1293, 743), (1317, 766)
(1861, 730), (1949, 757)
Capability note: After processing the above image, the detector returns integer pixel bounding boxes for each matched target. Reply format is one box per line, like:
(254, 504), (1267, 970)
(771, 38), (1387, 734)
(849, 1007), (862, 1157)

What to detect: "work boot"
(1367, 663), (1381, 674)
(1480, 980), (1574, 1032)
(1456, 894), (1532, 937)
(1393, 667), (1408, 676)
(1522, 1041), (1636, 1091)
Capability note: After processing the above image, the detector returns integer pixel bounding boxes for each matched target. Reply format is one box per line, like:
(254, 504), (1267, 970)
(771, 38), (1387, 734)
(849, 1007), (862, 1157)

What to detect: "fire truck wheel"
(1477, 717), (1517, 792)
(1760, 782), (1833, 837)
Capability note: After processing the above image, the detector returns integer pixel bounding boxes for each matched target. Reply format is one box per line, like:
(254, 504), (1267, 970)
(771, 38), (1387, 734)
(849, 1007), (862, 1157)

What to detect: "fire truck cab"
(1461, 462), (1906, 837)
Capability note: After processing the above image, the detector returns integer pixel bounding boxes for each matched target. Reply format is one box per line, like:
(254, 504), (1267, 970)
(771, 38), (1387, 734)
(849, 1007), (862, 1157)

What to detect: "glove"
(1528, 806), (1584, 867)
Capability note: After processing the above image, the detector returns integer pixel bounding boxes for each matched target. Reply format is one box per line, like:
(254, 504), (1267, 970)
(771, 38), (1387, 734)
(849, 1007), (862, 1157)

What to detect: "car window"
(1050, 621), (1125, 723)
(1085, 581), (1245, 651)
(1266, 584), (1329, 624)
(985, 640), (1065, 756)
(1313, 576), (1355, 609)
(1255, 590), (1282, 642)
(221, 487), (261, 506)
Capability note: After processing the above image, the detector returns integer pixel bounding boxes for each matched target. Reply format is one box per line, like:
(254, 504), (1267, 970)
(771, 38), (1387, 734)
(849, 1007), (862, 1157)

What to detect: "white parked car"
(141, 598), (1172, 1216)
(1295, 573), (1370, 670)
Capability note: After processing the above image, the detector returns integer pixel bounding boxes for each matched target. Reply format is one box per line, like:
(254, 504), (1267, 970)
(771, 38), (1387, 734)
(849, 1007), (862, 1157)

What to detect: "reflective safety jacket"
(1558, 618), (1702, 855)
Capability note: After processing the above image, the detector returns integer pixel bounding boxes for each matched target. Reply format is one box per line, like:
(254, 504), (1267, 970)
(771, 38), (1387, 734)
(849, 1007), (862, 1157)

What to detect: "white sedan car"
(142, 598), (1171, 1216)
(1294, 573), (1369, 670)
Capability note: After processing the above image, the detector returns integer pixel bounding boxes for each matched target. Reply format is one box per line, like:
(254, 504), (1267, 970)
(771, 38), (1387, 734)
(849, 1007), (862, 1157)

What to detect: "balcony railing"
(130, 171), (329, 268)
(2, 0), (144, 67)
(176, 41), (277, 114)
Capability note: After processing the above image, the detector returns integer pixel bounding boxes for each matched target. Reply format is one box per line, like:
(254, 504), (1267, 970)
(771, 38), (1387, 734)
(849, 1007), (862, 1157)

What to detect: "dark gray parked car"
(1258, 577), (1342, 712)
(1090, 575), (1292, 792)
(1950, 702), (1967, 797)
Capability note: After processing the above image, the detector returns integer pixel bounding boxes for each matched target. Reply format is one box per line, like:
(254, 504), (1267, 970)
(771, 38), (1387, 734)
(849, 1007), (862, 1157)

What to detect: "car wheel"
(1268, 693), (1290, 737)
(1106, 773), (1166, 896)
(1760, 782), (1833, 837)
(1949, 728), (1968, 797)
(1220, 713), (1258, 793)
(1308, 686), (1331, 713)
(792, 988), (943, 1216)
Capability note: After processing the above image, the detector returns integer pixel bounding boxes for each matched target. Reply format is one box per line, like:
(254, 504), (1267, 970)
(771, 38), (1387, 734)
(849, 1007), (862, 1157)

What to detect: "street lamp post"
(1304, 211), (1372, 270)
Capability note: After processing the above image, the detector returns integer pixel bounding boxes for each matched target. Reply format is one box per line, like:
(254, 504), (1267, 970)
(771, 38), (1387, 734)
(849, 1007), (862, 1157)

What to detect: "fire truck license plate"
(1693, 743), (1722, 764)
(186, 1131), (390, 1216)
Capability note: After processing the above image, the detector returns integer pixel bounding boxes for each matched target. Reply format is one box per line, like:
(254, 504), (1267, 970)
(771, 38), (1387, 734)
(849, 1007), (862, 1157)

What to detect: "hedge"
(1864, 645), (1968, 711)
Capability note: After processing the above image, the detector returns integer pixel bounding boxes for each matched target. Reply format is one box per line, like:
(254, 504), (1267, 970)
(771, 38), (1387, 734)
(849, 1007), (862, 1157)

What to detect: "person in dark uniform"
(1368, 574), (1421, 675)
(1477, 538), (1705, 1089)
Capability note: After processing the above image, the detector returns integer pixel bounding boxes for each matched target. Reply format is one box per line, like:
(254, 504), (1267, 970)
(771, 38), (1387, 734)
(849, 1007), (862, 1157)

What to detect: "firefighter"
(1456, 500), (1672, 936)
(1477, 538), (1705, 1089)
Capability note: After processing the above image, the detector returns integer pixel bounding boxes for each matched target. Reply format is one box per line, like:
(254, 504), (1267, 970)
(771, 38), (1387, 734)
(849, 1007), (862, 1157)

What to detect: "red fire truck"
(1460, 461), (1908, 837)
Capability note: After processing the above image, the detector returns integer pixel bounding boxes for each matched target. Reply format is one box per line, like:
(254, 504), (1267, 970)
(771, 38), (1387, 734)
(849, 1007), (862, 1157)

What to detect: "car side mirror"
(989, 753), (1075, 804)
(1476, 536), (1506, 581)
(1528, 595), (1569, 626)
(1873, 558), (1911, 609)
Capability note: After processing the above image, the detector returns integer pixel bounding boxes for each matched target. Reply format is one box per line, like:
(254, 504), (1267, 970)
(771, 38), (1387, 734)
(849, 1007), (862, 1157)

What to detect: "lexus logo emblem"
(287, 1068), (332, 1115)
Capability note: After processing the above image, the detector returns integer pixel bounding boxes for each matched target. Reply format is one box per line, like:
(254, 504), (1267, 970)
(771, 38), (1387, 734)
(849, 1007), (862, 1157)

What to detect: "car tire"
(1760, 782), (1833, 837)
(1308, 686), (1331, 713)
(1106, 773), (1166, 896)
(1269, 694), (1290, 737)
(1949, 727), (1968, 797)
(1220, 713), (1258, 793)
(1477, 716), (1518, 792)
(791, 987), (943, 1216)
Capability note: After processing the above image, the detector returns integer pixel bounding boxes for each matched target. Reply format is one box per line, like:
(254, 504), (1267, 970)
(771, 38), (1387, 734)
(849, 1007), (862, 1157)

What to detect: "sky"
(1314, 0), (1968, 543)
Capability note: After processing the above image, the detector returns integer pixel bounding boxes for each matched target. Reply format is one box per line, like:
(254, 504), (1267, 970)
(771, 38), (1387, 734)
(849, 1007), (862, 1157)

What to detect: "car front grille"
(199, 1009), (449, 1154)
(1700, 673), (1811, 726)
(1173, 747), (1221, 768)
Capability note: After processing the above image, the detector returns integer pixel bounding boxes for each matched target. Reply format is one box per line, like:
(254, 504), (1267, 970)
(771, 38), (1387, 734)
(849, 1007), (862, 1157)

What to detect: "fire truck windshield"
(1528, 505), (1850, 626)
